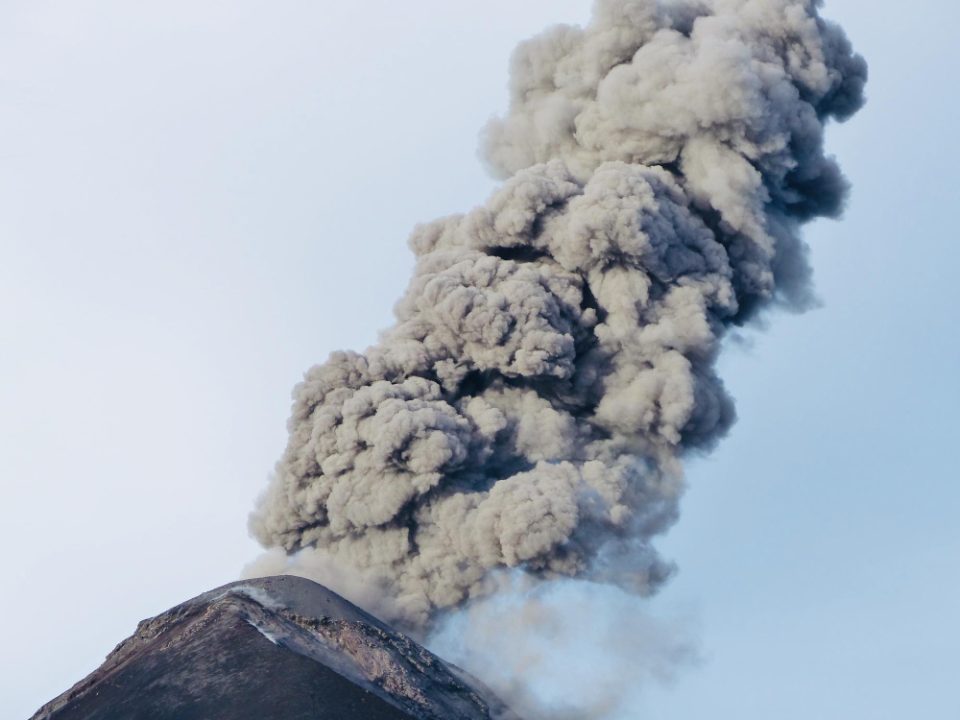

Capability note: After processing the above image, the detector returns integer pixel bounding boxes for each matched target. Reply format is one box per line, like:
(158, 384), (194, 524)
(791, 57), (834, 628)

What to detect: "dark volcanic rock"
(31, 576), (517, 720)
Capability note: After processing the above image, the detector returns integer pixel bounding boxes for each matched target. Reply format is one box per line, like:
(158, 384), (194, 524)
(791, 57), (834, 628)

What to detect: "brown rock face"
(31, 576), (517, 720)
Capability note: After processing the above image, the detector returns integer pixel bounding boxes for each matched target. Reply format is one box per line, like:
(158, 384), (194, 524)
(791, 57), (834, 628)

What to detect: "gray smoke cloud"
(248, 0), (866, 630)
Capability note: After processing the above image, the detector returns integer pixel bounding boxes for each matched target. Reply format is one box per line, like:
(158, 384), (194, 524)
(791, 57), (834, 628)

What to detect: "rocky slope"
(30, 575), (518, 720)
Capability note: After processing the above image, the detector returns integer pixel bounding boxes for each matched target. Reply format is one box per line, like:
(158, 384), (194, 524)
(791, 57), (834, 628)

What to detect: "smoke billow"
(248, 0), (865, 631)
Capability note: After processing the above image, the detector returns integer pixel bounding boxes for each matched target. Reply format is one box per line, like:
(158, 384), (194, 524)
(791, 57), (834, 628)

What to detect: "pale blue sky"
(1, 2), (957, 718)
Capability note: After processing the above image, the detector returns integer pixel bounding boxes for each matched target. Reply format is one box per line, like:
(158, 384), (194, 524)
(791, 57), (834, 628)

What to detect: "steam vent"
(30, 576), (519, 720)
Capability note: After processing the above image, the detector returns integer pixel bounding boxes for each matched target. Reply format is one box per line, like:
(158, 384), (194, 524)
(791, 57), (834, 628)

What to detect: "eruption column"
(250, 0), (866, 629)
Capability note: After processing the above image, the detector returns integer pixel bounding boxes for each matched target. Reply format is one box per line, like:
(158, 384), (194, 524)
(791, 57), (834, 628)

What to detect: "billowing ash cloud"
(249, 0), (866, 629)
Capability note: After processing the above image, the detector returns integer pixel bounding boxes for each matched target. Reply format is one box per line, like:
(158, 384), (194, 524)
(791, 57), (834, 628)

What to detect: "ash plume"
(249, 0), (866, 630)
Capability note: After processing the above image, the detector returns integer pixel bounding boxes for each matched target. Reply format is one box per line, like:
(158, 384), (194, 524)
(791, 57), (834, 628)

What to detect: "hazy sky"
(2, 2), (958, 719)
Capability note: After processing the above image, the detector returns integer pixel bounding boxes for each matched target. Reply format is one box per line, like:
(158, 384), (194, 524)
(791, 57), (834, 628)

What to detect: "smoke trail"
(249, 0), (865, 630)
(429, 576), (700, 720)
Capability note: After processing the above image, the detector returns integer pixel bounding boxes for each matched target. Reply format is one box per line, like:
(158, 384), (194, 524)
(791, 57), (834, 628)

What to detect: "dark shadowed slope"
(30, 576), (517, 720)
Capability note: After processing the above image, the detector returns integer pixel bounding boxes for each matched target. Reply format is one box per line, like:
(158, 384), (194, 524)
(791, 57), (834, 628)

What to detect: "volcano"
(30, 575), (518, 720)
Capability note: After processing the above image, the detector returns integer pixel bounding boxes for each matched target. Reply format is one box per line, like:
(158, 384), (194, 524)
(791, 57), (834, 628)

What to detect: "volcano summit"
(30, 576), (518, 720)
